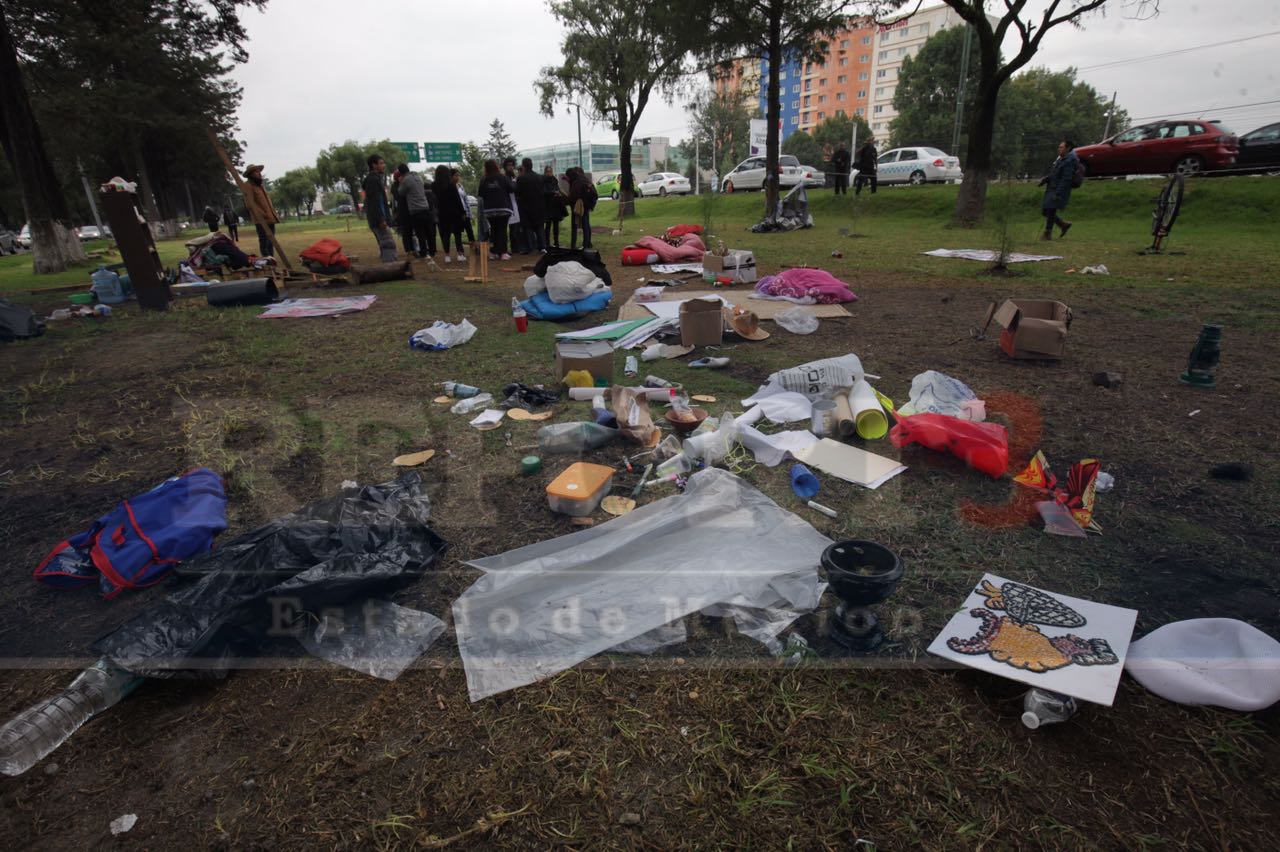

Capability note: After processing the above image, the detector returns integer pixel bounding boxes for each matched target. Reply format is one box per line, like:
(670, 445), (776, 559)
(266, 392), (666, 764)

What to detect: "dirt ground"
(1, 242), (1278, 849)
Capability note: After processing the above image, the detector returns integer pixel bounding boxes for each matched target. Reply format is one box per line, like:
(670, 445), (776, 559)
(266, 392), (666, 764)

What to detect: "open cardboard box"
(555, 340), (614, 384)
(990, 298), (1072, 360)
(680, 297), (724, 347)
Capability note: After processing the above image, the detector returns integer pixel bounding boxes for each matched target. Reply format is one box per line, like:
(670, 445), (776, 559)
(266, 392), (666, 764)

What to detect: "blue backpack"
(35, 467), (228, 598)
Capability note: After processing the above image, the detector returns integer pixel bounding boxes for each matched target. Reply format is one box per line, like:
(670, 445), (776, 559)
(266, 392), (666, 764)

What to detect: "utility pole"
(695, 135), (700, 193)
(951, 23), (973, 157)
(1101, 91), (1118, 140)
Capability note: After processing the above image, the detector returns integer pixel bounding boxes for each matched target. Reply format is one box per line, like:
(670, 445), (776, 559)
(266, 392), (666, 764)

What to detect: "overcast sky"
(230, 0), (1280, 174)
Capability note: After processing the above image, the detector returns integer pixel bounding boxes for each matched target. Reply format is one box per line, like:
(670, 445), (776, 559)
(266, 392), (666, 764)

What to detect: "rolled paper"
(833, 390), (857, 439)
(851, 379), (888, 439)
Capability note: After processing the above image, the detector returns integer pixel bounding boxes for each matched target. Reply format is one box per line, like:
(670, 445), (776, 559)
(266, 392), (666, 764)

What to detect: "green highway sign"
(392, 141), (421, 163)
(423, 142), (462, 162)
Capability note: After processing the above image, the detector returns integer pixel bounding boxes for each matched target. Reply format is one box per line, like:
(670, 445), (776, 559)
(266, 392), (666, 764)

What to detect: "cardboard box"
(680, 297), (724, 347)
(703, 250), (758, 283)
(555, 340), (614, 384)
(991, 298), (1072, 360)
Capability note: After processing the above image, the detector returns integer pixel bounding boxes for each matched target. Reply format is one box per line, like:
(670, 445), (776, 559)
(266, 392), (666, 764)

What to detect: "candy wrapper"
(1015, 450), (1101, 533)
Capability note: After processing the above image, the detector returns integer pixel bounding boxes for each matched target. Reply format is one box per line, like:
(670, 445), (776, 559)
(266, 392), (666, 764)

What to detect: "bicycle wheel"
(1153, 173), (1184, 235)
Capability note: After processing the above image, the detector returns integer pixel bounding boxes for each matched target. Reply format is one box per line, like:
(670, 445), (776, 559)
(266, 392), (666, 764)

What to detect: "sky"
(229, 0), (1280, 175)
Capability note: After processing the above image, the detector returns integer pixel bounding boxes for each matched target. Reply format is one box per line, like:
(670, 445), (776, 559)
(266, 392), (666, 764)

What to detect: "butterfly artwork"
(928, 574), (1138, 705)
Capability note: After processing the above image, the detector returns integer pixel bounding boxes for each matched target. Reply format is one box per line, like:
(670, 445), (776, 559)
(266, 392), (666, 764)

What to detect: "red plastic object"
(620, 247), (656, 266)
(889, 413), (1009, 478)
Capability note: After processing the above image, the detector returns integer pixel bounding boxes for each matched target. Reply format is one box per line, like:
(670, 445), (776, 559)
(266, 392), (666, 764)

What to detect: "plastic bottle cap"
(1021, 711), (1041, 730)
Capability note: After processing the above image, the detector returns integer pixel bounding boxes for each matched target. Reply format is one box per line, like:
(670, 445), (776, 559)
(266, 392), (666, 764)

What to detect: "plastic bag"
(409, 319), (477, 351)
(775, 306), (819, 334)
(93, 473), (449, 677)
(298, 600), (445, 681)
(897, 370), (986, 421)
(889, 412), (1008, 478)
(536, 422), (619, 454)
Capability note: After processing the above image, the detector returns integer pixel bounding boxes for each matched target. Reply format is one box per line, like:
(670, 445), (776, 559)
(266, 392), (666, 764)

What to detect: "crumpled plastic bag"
(500, 382), (561, 411)
(523, 275), (546, 298)
(409, 319), (477, 351)
(298, 600), (445, 681)
(775, 306), (819, 334)
(889, 412), (1008, 478)
(545, 261), (605, 304)
(93, 473), (449, 677)
(897, 370), (986, 421)
(743, 354), (867, 403)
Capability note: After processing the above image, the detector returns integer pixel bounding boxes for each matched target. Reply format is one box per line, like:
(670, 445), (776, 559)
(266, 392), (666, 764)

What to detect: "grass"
(0, 176), (1278, 848)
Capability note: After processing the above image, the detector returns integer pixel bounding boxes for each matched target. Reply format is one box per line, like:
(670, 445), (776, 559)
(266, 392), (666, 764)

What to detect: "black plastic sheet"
(93, 473), (448, 676)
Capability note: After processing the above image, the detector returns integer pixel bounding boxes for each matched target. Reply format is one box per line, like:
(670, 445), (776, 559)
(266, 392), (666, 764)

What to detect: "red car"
(1074, 119), (1238, 177)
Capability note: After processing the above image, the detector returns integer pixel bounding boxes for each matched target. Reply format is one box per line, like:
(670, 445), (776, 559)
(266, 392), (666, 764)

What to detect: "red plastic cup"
(514, 313), (528, 333)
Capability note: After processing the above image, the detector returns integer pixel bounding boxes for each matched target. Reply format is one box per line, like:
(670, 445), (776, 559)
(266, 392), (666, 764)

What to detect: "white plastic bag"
(545, 261), (604, 303)
(523, 275), (546, 298)
(775, 306), (819, 334)
(897, 370), (986, 421)
(409, 318), (477, 351)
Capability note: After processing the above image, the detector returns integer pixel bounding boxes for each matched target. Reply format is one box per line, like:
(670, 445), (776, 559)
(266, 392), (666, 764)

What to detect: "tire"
(658, 187), (667, 197)
(1174, 155), (1205, 176)
(1153, 173), (1184, 235)
(909, 170), (926, 186)
(610, 189), (618, 200)
(723, 180), (734, 194)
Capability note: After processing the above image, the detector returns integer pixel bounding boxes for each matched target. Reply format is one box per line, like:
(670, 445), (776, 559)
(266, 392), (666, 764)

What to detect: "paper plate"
(392, 449), (435, 467)
(692, 394), (717, 403)
(433, 395), (452, 404)
(601, 496), (636, 516)
(473, 421), (504, 431)
(507, 408), (554, 421)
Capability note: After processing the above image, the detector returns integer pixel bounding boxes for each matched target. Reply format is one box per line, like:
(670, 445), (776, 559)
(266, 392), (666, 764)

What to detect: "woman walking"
(1038, 139), (1078, 240)
(476, 159), (516, 260)
(433, 164), (466, 263)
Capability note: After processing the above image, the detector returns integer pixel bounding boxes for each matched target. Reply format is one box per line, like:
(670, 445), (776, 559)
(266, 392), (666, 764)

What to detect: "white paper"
(922, 248), (1062, 263)
(650, 263), (704, 274)
(555, 319), (637, 339)
(642, 295), (728, 319)
(737, 425), (819, 467)
(753, 392), (814, 424)
(469, 409), (505, 428)
(794, 438), (906, 489)
(928, 573), (1137, 706)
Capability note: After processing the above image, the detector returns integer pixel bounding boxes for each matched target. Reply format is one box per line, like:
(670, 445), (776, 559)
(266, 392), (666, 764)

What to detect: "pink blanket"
(628, 234), (706, 263)
(755, 268), (857, 304)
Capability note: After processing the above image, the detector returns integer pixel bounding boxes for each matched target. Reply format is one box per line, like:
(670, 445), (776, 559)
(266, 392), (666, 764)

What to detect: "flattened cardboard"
(992, 298), (1071, 359)
(555, 340), (615, 384)
(794, 438), (906, 489)
(680, 297), (724, 347)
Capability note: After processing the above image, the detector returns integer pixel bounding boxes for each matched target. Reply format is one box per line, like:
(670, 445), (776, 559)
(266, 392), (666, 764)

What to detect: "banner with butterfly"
(928, 574), (1137, 705)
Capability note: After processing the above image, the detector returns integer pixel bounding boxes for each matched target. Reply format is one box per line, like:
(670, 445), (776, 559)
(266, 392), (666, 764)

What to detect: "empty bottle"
(537, 421), (619, 454)
(441, 381), (481, 398)
(1021, 688), (1078, 730)
(450, 393), (493, 414)
(0, 657), (142, 776)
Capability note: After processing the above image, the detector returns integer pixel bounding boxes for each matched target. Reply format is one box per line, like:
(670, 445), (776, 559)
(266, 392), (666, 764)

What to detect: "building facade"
(866, 3), (968, 138)
(517, 138), (672, 178)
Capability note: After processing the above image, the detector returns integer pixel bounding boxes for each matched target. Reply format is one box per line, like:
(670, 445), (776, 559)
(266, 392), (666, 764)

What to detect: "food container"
(635, 286), (663, 303)
(546, 462), (615, 516)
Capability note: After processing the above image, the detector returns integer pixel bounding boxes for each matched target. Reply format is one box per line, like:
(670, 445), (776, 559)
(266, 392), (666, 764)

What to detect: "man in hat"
(242, 164), (279, 256)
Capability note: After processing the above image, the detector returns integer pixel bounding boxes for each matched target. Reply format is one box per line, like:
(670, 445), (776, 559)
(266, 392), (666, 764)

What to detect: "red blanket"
(626, 234), (706, 264)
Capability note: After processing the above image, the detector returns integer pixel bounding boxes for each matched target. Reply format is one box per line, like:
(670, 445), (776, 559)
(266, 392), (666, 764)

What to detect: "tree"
(1001, 67), (1126, 176)
(272, 167), (319, 219)
(537, 0), (707, 216)
(933, 0), (1158, 224)
(889, 24), (992, 156)
(0, 2), (84, 272)
(810, 111), (872, 164)
(679, 84), (759, 179)
(456, 142), (487, 193)
(782, 130), (823, 168)
(705, 0), (856, 216)
(315, 140), (405, 212)
(484, 119), (518, 162)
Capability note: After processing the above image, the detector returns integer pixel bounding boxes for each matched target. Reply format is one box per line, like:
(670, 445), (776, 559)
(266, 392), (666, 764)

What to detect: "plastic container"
(90, 266), (127, 304)
(68, 292), (94, 305)
(821, 540), (904, 607)
(0, 658), (142, 777)
(512, 297), (528, 333)
(537, 421), (619, 454)
(450, 393), (493, 414)
(546, 462), (615, 516)
(1021, 688), (1078, 729)
(442, 381), (481, 398)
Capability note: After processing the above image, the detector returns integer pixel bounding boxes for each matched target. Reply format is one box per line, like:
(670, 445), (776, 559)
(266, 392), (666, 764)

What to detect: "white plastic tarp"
(452, 469), (830, 701)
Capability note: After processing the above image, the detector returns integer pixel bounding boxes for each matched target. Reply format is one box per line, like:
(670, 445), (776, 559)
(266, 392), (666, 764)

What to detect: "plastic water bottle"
(1021, 688), (1078, 729)
(90, 266), (125, 305)
(0, 658), (142, 776)
(441, 381), (481, 398)
(511, 298), (528, 333)
(449, 392), (493, 414)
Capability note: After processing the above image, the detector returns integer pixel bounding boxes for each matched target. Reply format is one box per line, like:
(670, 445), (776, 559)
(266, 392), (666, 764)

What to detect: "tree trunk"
(953, 80), (1000, 225)
(619, 129), (635, 218)
(0, 4), (86, 273)
(131, 138), (166, 237)
(763, 7), (782, 218)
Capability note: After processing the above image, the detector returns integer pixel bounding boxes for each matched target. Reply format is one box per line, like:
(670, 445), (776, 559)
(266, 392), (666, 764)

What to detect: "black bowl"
(821, 540), (903, 606)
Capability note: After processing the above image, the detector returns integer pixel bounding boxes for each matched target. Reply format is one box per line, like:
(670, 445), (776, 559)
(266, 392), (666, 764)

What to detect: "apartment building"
(866, 3), (968, 137)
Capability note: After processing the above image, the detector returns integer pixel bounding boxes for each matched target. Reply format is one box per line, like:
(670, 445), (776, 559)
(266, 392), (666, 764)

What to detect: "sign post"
(392, 142), (421, 163)
(423, 142), (463, 163)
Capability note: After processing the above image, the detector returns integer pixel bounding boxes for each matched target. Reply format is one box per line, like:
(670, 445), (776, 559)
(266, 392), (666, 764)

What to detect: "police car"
(873, 147), (963, 185)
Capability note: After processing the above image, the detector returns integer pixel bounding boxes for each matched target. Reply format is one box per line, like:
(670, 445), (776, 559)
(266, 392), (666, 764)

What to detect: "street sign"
(423, 142), (462, 162)
(392, 141), (421, 163)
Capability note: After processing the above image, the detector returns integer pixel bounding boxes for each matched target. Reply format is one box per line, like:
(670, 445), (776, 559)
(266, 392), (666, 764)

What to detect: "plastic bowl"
(664, 406), (708, 435)
(821, 540), (903, 606)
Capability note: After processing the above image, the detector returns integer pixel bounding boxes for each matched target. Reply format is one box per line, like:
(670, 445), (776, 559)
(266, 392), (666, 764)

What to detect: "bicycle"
(1145, 172), (1184, 253)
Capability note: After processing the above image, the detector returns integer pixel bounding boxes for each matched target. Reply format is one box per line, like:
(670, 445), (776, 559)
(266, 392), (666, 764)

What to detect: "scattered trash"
(409, 319), (478, 351)
(1179, 324), (1222, 388)
(1092, 371), (1123, 389)
(499, 382), (561, 411)
(691, 394), (716, 403)
(537, 422), (618, 454)
(521, 456), (542, 475)
(453, 469), (829, 700)
(641, 342), (694, 361)
(831, 250), (843, 258)
(624, 355), (638, 377)
(1094, 471), (1115, 492)
(469, 409), (505, 430)
(1124, 618), (1280, 711)
(601, 496), (637, 516)
(511, 297), (528, 333)
(1015, 451), (1102, 533)
(1037, 500), (1088, 538)
(890, 413), (1008, 478)
(753, 268), (857, 304)
(703, 248), (758, 283)
(92, 304), (112, 317)
(745, 354), (868, 403)
(680, 296), (724, 346)
(898, 371), (985, 421)
(810, 399), (836, 437)
(794, 439), (906, 489)
(441, 381), (482, 398)
(109, 814), (138, 836)
(299, 600), (445, 680)
(806, 500), (837, 519)
(1188, 409), (1201, 417)
(258, 295), (377, 318)
(392, 449), (435, 467)
(789, 464), (820, 499)
(615, 385), (660, 446)
(987, 298), (1072, 360)
(923, 248), (1061, 263)
(618, 812), (642, 826)
(1022, 688), (1079, 729)
(775, 306), (819, 335)
(1209, 462), (1252, 481)
(506, 408), (553, 422)
(1079, 264), (1109, 275)
(824, 540), (904, 652)
(688, 357), (729, 369)
(546, 462), (615, 516)
(450, 393), (494, 415)
(432, 395), (452, 404)
(556, 341), (614, 385)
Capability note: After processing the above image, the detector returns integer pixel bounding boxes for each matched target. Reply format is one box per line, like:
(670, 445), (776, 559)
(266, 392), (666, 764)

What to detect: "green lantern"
(1179, 324), (1221, 388)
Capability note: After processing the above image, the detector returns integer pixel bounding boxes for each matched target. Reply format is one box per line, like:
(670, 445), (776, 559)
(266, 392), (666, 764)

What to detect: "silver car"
(875, 147), (963, 185)
(722, 154), (806, 192)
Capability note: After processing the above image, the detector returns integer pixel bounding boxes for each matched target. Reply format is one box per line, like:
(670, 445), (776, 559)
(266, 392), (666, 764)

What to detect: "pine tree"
(485, 120), (518, 162)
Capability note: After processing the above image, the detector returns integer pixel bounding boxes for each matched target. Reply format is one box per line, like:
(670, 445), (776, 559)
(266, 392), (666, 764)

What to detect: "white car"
(722, 154), (809, 192)
(17, 224), (32, 249)
(874, 147), (963, 185)
(799, 165), (826, 187)
(636, 172), (691, 197)
(77, 225), (104, 241)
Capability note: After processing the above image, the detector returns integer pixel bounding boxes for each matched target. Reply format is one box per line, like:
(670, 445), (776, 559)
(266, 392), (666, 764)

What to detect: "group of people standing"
(828, 139), (880, 196)
(473, 157), (595, 259)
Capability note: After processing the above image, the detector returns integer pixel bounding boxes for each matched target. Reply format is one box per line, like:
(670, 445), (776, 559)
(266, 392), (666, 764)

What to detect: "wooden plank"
(205, 128), (294, 271)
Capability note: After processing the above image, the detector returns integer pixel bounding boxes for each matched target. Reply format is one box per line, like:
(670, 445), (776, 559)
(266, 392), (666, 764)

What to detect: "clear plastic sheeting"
(299, 600), (446, 681)
(897, 370), (986, 421)
(453, 469), (830, 701)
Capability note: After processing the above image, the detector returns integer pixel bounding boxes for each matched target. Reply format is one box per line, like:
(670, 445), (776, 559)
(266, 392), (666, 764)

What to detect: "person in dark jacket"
(452, 168), (476, 246)
(515, 157), (547, 254)
(432, 164), (466, 263)
(222, 204), (239, 241)
(392, 171), (415, 256)
(830, 144), (851, 194)
(502, 157), (526, 254)
(567, 167), (594, 250)
(202, 205), (220, 232)
(1038, 138), (1078, 240)
(542, 165), (567, 248)
(476, 159), (516, 259)
(854, 139), (878, 195)
(362, 154), (398, 262)
(396, 164), (437, 259)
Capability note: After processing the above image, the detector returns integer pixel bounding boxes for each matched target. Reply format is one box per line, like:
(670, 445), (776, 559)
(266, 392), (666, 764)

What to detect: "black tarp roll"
(206, 278), (279, 307)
